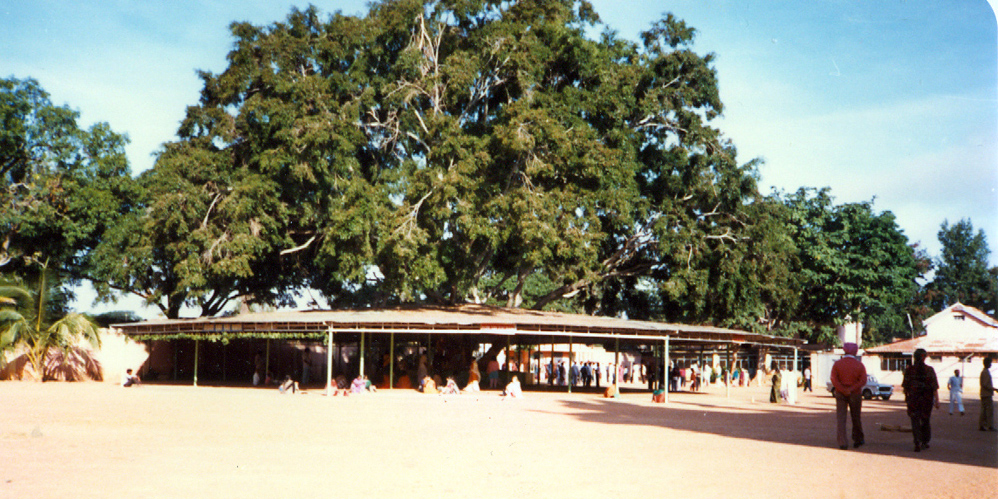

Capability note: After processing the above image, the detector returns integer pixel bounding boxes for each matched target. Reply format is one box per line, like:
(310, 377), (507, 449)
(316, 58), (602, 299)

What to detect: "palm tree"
(0, 263), (101, 380)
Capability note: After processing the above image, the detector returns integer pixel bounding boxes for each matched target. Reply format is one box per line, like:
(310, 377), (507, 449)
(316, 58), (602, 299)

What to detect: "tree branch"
(280, 235), (317, 256)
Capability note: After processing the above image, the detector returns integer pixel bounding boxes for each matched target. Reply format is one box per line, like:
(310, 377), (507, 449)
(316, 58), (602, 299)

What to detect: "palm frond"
(0, 314), (32, 352)
(48, 313), (102, 350)
(0, 286), (33, 308)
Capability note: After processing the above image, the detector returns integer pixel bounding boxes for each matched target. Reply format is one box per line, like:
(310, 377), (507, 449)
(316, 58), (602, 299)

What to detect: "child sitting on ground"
(122, 369), (140, 387)
(278, 375), (299, 394)
(439, 377), (461, 395)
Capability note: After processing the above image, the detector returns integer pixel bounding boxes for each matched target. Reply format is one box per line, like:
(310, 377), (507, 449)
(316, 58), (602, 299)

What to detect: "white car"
(827, 375), (893, 400)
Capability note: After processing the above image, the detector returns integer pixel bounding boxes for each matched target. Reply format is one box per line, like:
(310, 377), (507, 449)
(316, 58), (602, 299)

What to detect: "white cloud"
(718, 90), (998, 261)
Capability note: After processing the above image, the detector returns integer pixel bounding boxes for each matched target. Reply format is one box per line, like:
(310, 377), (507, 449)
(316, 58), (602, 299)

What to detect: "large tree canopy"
(776, 188), (922, 345)
(926, 219), (996, 315)
(93, 0), (774, 320)
(1, 76), (137, 294)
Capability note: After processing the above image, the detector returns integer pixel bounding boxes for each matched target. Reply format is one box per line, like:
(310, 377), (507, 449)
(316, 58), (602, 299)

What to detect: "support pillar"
(359, 332), (366, 378)
(264, 339), (270, 382)
(390, 332), (395, 390)
(725, 346), (731, 399)
(193, 339), (199, 387)
(568, 336), (573, 394)
(550, 337), (555, 386)
(664, 336), (670, 403)
(506, 334), (512, 386)
(325, 327), (334, 396)
(614, 335), (620, 398)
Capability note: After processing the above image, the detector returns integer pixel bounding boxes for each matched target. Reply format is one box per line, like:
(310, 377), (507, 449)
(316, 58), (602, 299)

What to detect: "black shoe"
(853, 440), (864, 449)
(839, 445), (848, 450)
(914, 443), (920, 452)
(922, 442), (929, 450)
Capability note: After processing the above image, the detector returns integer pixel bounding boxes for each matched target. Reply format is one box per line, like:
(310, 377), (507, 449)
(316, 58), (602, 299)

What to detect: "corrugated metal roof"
(112, 304), (802, 348)
(865, 334), (998, 355)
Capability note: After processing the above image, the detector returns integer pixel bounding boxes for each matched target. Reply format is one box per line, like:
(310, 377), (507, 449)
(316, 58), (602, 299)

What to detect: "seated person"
(422, 376), (438, 394)
(363, 375), (377, 393)
(463, 379), (480, 393)
(351, 375), (366, 394)
(439, 377), (461, 395)
(122, 369), (140, 387)
(331, 375), (349, 396)
(501, 376), (523, 399)
(278, 375), (299, 394)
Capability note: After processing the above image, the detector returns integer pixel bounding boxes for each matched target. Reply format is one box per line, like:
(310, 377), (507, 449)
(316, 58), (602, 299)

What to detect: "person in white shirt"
(501, 376), (523, 400)
(122, 369), (140, 387)
(947, 369), (964, 416)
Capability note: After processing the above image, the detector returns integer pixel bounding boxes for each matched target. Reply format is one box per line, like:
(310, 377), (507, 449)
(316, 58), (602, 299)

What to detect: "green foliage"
(925, 219), (996, 315)
(90, 311), (144, 328)
(776, 188), (922, 345)
(98, 1), (776, 322)
(1, 76), (138, 301)
(0, 264), (101, 378)
(75, 1), (931, 344)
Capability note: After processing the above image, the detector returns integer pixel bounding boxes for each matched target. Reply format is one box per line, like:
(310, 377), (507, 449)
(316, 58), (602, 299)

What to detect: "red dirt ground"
(1, 381), (995, 498)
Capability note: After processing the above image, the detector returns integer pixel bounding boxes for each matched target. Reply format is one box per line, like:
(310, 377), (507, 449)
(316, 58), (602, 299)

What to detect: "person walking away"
(980, 356), (996, 431)
(902, 349), (939, 452)
(947, 369), (964, 416)
(830, 342), (867, 450)
(803, 366), (812, 392)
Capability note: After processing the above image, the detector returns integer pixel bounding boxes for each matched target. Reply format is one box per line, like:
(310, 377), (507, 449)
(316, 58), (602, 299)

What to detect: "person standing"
(830, 342), (867, 450)
(253, 350), (265, 386)
(769, 364), (781, 403)
(301, 349), (313, 385)
(947, 369), (964, 416)
(902, 349), (939, 452)
(486, 357), (500, 389)
(803, 365), (813, 392)
(417, 354), (430, 390)
(980, 356), (996, 431)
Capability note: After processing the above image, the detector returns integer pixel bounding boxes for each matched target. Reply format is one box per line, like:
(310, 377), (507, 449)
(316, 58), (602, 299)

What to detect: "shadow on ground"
(542, 391), (998, 468)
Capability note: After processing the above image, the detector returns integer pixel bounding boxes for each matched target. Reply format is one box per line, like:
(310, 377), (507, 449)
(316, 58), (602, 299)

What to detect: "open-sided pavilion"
(114, 304), (803, 400)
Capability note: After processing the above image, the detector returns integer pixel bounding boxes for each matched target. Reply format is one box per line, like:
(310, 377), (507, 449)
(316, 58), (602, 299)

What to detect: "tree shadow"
(538, 392), (997, 469)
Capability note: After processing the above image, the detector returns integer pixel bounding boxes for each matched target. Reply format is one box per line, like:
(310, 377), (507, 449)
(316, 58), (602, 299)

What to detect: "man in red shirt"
(830, 342), (867, 450)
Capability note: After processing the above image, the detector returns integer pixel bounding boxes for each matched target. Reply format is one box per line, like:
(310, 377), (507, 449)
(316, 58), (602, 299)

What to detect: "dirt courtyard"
(2, 380), (995, 499)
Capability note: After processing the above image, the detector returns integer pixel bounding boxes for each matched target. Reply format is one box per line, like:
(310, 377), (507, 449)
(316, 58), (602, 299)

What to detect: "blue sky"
(2, 1), (996, 317)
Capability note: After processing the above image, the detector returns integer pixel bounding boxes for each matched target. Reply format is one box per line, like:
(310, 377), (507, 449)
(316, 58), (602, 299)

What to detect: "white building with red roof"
(865, 303), (998, 391)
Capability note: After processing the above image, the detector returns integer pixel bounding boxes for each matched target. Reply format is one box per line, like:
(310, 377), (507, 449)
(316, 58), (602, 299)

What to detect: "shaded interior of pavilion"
(114, 306), (804, 396)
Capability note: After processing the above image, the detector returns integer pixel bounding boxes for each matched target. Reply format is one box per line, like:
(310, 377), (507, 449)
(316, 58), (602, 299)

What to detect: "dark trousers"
(910, 414), (931, 446)
(834, 391), (864, 448)
(981, 396), (995, 430)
